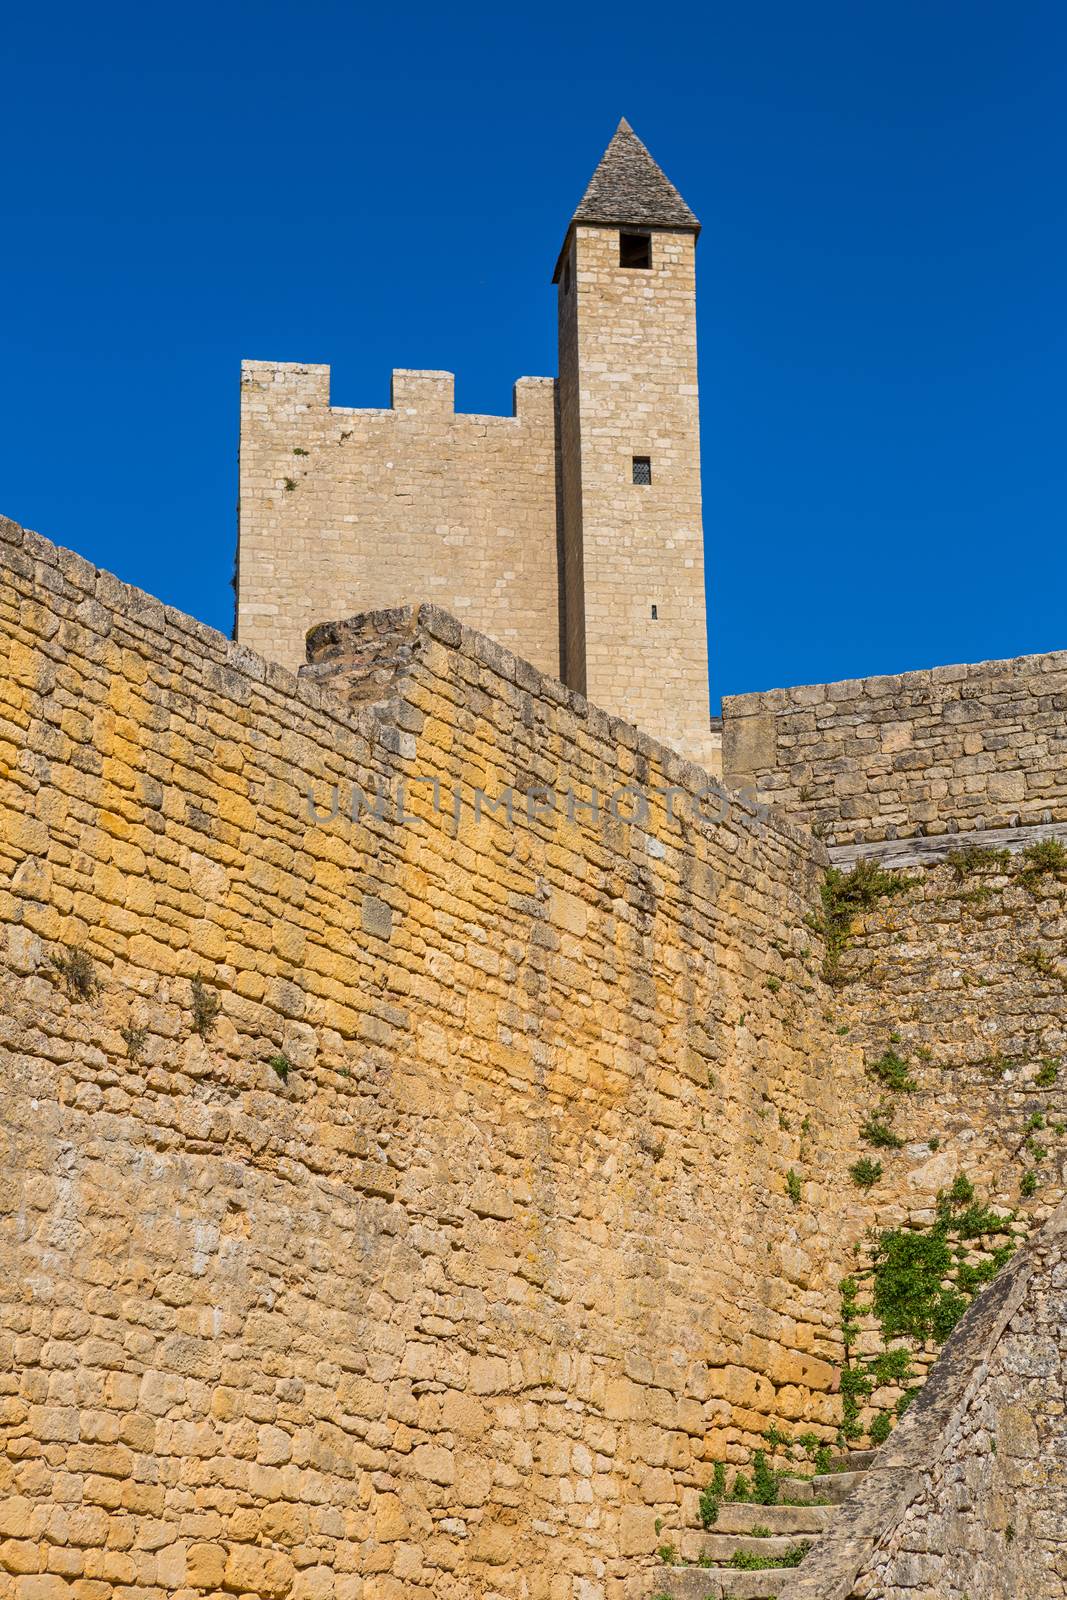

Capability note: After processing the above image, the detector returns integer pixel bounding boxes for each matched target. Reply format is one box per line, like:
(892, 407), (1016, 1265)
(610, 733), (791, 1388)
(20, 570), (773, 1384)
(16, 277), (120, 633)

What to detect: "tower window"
(619, 231), (651, 269)
(632, 456), (652, 485)
(651, 604), (658, 620)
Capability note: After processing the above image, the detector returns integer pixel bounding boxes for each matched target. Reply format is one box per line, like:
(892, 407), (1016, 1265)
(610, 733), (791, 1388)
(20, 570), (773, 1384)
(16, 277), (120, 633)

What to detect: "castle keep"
(3, 120), (1067, 1600)
(237, 121), (717, 770)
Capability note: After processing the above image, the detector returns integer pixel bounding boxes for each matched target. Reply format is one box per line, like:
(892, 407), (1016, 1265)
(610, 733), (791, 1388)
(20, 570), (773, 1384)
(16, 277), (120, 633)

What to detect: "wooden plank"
(828, 819), (1067, 871)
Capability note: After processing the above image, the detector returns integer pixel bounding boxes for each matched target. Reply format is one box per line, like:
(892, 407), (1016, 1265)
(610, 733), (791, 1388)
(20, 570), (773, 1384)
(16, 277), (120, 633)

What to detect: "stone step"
(826, 1448), (879, 1473)
(647, 1565), (810, 1599)
(699, 1532), (820, 1563)
(712, 1502), (836, 1536)
(811, 1469), (865, 1504)
(775, 1476), (817, 1504)
(776, 1468), (864, 1505)
(643, 1468), (865, 1597)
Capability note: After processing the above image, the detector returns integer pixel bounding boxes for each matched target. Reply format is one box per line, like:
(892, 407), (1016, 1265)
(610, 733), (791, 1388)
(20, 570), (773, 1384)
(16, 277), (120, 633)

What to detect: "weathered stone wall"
(721, 651), (1067, 845)
(839, 851), (1067, 1224)
(825, 847), (1067, 1438)
(638, 845), (1066, 1520)
(1, 516), (874, 1600)
(237, 363), (561, 680)
(781, 1199), (1067, 1600)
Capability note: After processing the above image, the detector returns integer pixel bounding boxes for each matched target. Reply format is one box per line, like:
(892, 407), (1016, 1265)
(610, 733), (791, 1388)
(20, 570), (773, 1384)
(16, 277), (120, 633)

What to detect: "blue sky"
(4, 1), (1065, 711)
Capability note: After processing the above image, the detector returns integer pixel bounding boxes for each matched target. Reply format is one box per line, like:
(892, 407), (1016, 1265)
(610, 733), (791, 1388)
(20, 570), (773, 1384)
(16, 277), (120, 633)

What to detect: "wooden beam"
(827, 819), (1067, 871)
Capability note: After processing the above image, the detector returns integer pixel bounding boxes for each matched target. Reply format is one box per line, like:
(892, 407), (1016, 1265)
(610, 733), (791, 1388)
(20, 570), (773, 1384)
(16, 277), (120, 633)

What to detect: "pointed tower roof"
(573, 118), (700, 232)
(553, 119), (699, 279)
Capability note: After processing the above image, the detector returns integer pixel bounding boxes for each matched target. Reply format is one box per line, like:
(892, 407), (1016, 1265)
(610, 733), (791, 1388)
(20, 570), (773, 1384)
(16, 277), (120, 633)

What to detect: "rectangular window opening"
(632, 455), (652, 485)
(619, 231), (652, 269)
(651, 604), (658, 620)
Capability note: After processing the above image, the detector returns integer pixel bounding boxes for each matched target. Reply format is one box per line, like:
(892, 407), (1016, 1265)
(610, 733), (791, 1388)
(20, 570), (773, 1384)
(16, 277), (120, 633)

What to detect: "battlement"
(237, 359), (561, 680)
(236, 118), (718, 772)
(240, 358), (556, 424)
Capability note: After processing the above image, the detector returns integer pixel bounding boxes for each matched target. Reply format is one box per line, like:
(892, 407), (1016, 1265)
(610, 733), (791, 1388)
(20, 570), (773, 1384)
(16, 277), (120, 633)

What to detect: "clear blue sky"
(4, 1), (1065, 711)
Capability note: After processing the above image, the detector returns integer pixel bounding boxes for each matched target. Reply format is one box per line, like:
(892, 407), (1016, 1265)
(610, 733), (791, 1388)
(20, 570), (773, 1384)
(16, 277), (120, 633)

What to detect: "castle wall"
(839, 854), (1067, 1222)
(236, 363), (561, 680)
(2, 515), (1065, 1600)
(721, 651), (1067, 845)
(0, 515), (876, 1600)
(658, 845), (1065, 1556)
(831, 850), (1067, 1436)
(780, 1200), (1067, 1600)
(557, 227), (714, 772)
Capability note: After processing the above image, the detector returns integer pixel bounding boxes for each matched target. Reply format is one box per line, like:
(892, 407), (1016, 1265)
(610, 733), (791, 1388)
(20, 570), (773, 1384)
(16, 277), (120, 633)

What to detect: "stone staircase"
(645, 1452), (876, 1599)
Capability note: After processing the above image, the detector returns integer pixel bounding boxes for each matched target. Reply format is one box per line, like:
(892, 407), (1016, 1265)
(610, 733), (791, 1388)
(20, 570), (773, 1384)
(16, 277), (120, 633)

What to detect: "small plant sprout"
(730, 1542), (811, 1570)
(1024, 947), (1057, 977)
(269, 1054), (292, 1084)
(786, 1169), (803, 1204)
(947, 843), (1010, 882)
(1035, 1060), (1059, 1088)
(850, 1157), (883, 1189)
(698, 1462), (727, 1528)
(1019, 837), (1067, 887)
(869, 1046), (916, 1093)
(861, 1104), (905, 1150)
(190, 974), (221, 1038)
(121, 1023), (148, 1062)
(49, 945), (99, 1002)
(869, 1411), (893, 1445)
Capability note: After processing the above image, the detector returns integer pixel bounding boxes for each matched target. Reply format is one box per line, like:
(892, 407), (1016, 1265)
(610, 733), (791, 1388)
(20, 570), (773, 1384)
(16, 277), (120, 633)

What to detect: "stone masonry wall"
(631, 845), (1065, 1558)
(0, 514), (881, 1600)
(825, 849), (1067, 1441)
(781, 1199), (1067, 1600)
(840, 853), (1067, 1225)
(721, 651), (1067, 846)
(237, 363), (560, 680)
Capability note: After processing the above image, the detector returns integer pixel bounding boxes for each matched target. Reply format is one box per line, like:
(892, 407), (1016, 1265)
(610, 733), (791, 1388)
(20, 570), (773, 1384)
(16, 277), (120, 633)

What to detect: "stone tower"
(555, 119), (712, 765)
(236, 120), (718, 771)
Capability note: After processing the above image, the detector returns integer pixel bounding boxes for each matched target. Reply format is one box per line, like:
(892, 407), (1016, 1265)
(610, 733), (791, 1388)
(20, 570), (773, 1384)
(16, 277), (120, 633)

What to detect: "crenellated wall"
(237, 362), (561, 680)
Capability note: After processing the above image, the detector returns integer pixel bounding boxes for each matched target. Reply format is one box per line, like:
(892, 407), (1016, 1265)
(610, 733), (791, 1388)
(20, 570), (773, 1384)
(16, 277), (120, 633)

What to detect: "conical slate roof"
(571, 118), (700, 233)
